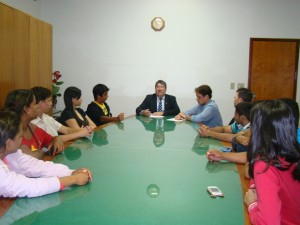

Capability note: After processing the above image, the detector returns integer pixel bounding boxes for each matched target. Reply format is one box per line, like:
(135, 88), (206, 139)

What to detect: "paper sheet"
(166, 118), (186, 122)
(150, 115), (164, 118)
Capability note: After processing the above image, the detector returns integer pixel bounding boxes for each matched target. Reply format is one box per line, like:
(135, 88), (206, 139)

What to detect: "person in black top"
(136, 80), (180, 117)
(86, 84), (125, 126)
(57, 86), (96, 129)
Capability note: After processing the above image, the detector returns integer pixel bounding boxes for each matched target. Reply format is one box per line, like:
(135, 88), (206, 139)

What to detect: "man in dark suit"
(136, 80), (180, 116)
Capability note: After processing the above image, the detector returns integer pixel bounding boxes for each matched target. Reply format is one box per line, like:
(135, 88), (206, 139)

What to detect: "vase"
(52, 95), (57, 110)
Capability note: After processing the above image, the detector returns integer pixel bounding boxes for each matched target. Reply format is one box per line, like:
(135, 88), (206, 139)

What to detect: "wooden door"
(248, 38), (299, 101)
(29, 16), (52, 88)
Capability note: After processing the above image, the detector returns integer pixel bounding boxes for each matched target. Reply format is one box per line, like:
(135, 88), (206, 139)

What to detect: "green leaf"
(52, 86), (60, 95)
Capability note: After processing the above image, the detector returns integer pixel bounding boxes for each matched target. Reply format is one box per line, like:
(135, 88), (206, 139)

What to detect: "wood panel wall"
(0, 3), (52, 107)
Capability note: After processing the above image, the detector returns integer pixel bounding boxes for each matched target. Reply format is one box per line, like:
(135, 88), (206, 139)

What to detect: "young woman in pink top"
(244, 100), (300, 225)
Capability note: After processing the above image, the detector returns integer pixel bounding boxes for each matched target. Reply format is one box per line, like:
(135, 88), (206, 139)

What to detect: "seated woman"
(58, 87), (96, 129)
(244, 100), (300, 225)
(31, 86), (92, 141)
(0, 109), (92, 198)
(5, 89), (64, 159)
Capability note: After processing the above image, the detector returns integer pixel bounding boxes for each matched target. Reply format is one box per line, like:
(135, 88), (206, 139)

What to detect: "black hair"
(248, 100), (300, 181)
(235, 102), (252, 121)
(31, 86), (52, 103)
(236, 88), (253, 102)
(92, 84), (109, 100)
(4, 89), (35, 115)
(279, 98), (299, 128)
(195, 85), (212, 98)
(63, 87), (81, 110)
(0, 110), (21, 148)
(155, 80), (167, 89)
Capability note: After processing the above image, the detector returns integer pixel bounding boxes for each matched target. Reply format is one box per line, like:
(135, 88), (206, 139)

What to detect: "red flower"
(53, 71), (62, 80)
(52, 70), (64, 97)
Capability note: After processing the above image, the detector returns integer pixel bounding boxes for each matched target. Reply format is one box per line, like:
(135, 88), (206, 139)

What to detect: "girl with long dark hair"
(58, 87), (96, 129)
(244, 100), (300, 225)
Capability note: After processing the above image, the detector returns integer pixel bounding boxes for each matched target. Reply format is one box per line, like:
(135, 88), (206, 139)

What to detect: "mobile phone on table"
(207, 186), (224, 197)
(220, 146), (232, 152)
(41, 147), (54, 156)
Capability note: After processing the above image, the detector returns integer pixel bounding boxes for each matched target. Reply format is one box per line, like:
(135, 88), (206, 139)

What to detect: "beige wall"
(4, 0), (300, 124)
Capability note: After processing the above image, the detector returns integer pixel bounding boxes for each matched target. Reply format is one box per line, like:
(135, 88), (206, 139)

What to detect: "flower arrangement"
(52, 71), (64, 109)
(52, 71), (64, 97)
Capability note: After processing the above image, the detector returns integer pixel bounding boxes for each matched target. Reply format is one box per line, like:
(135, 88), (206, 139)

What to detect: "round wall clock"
(151, 17), (165, 31)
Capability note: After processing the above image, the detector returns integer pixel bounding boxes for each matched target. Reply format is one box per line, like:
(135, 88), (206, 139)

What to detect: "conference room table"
(0, 115), (250, 225)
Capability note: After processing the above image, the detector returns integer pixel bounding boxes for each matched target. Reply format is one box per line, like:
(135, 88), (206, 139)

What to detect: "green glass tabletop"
(1, 116), (243, 225)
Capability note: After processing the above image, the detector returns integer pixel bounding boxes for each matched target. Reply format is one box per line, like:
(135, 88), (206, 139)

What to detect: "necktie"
(158, 97), (163, 112)
(158, 119), (162, 128)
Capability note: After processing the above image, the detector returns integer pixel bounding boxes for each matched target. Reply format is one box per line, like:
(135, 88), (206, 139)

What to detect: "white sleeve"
(5, 150), (73, 178)
(0, 150), (74, 198)
(46, 114), (62, 132)
(0, 160), (60, 198)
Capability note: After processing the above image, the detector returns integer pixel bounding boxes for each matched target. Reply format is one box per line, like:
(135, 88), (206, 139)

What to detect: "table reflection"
(64, 138), (93, 160)
(116, 122), (124, 131)
(92, 129), (109, 146)
(153, 128), (165, 147)
(0, 185), (91, 225)
(146, 184), (160, 198)
(191, 134), (222, 156)
(206, 161), (237, 173)
(136, 116), (176, 147)
(192, 135), (209, 155)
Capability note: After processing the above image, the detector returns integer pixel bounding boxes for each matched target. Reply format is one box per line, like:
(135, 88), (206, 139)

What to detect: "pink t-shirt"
(249, 160), (300, 225)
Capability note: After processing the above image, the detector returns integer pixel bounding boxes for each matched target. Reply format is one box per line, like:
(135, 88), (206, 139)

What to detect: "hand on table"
(48, 136), (64, 155)
(118, 113), (125, 121)
(72, 168), (93, 182)
(141, 109), (151, 117)
(153, 112), (164, 116)
(198, 125), (210, 137)
(175, 112), (187, 120)
(206, 149), (223, 162)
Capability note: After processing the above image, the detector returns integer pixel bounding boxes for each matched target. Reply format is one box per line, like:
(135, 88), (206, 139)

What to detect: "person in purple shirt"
(175, 84), (223, 127)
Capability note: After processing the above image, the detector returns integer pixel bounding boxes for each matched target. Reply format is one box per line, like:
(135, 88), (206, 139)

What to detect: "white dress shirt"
(31, 113), (62, 136)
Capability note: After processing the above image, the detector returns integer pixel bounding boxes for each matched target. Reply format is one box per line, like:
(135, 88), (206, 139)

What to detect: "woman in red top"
(244, 100), (300, 225)
(5, 89), (64, 159)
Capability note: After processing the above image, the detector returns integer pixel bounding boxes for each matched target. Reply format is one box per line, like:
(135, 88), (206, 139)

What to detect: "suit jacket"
(136, 94), (180, 116)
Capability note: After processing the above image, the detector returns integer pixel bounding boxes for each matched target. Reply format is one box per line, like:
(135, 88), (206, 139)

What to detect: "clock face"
(151, 17), (165, 31)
